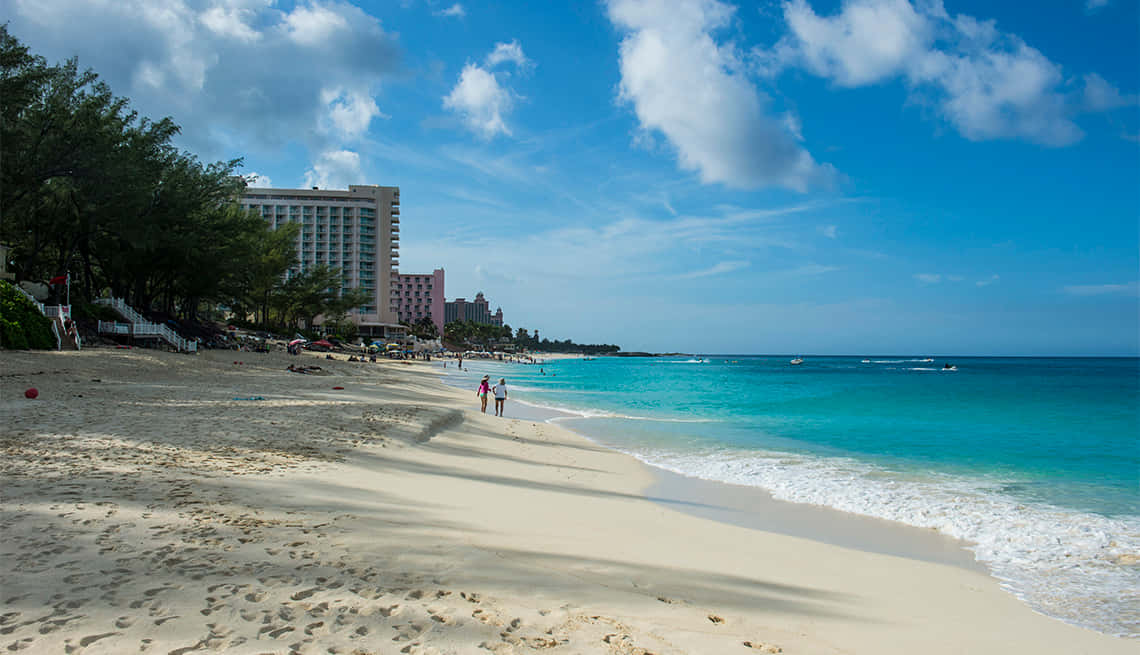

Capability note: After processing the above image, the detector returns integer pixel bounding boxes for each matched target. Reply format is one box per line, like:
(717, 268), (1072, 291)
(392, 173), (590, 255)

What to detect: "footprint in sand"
(78, 632), (119, 647)
(114, 616), (134, 629)
(290, 587), (318, 601)
(390, 622), (425, 643)
(743, 641), (783, 653)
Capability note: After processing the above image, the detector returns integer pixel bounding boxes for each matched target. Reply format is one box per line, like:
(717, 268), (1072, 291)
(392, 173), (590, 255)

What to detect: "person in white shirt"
(492, 378), (507, 417)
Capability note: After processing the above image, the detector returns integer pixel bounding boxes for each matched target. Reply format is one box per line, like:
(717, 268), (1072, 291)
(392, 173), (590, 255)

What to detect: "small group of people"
(476, 375), (508, 417)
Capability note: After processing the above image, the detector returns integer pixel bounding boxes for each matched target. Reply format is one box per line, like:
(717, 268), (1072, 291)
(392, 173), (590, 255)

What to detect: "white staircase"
(95, 297), (197, 353)
(12, 285), (77, 350)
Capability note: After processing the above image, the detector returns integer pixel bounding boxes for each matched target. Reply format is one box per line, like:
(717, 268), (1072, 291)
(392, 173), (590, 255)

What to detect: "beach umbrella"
(289, 338), (306, 346)
(311, 339), (334, 348)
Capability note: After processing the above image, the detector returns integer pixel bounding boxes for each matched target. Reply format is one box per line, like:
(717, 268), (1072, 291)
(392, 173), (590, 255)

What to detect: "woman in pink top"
(476, 375), (490, 413)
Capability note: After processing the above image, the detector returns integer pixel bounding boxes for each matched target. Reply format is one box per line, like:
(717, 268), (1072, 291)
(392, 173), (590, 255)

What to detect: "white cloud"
(485, 40), (531, 69)
(441, 40), (531, 138)
(199, 5), (262, 43)
(1062, 281), (1140, 296)
(1085, 0), (1109, 10)
(304, 150), (363, 190)
(819, 224), (838, 238)
(778, 0), (930, 86)
(320, 86), (385, 140)
(914, 273), (942, 283)
(674, 261), (751, 279)
(444, 61), (521, 139)
(245, 172), (273, 187)
(763, 0), (1132, 146)
(606, 0), (835, 191)
(281, 2), (351, 47)
(434, 3), (466, 18)
(5, 0), (400, 160)
(976, 274), (999, 287)
(1082, 73), (1138, 112)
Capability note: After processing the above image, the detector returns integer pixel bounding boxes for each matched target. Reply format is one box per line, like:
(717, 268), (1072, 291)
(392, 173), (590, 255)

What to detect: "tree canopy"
(0, 27), (368, 333)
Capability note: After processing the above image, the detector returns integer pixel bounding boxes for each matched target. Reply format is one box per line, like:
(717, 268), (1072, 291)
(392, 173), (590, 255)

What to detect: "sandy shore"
(0, 348), (1131, 654)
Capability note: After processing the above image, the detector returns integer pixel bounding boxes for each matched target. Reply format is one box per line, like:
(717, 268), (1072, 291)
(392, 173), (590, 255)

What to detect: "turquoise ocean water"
(445, 356), (1139, 637)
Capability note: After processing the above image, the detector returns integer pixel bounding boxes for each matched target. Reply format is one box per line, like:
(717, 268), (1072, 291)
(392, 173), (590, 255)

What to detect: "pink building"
(392, 268), (445, 336)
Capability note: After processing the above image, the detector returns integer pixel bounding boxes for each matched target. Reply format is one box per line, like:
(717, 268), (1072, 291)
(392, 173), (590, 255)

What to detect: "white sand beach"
(1, 348), (1132, 654)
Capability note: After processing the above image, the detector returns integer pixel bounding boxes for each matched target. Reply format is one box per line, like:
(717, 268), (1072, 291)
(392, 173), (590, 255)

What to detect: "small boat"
(790, 357), (804, 365)
(942, 363), (957, 371)
(921, 357), (934, 363)
(861, 359), (871, 364)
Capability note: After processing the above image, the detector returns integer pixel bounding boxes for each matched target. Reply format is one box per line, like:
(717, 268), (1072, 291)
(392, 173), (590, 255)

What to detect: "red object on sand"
(332, 386), (344, 390)
(24, 388), (38, 399)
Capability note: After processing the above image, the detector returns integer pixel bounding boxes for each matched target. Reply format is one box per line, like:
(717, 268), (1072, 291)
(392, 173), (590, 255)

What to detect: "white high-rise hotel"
(240, 184), (402, 336)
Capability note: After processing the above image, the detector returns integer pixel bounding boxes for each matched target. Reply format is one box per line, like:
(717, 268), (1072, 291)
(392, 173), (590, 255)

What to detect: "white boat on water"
(790, 356), (804, 365)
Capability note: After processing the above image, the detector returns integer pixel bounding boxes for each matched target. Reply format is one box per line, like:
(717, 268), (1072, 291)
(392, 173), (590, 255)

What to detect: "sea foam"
(622, 445), (1140, 638)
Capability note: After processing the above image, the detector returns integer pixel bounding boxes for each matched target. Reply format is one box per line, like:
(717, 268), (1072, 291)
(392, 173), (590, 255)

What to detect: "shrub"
(0, 281), (55, 349)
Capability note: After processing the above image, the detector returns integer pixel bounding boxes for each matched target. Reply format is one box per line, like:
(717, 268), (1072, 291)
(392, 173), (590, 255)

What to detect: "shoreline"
(440, 357), (1139, 639)
(2, 348), (1133, 653)
(453, 377), (987, 574)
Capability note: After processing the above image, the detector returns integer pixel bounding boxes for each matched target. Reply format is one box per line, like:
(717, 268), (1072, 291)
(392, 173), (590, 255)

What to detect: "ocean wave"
(514, 399), (716, 424)
(631, 447), (1140, 638)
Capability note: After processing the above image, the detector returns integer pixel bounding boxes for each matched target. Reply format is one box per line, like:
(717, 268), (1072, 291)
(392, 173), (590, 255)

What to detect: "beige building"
(240, 184), (401, 336)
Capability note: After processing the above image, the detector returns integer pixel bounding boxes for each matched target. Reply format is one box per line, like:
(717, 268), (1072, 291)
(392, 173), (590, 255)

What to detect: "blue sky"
(7, 0), (1137, 355)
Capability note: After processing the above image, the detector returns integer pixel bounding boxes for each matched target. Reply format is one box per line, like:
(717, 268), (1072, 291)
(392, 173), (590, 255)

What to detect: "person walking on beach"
(492, 378), (507, 417)
(477, 375), (491, 413)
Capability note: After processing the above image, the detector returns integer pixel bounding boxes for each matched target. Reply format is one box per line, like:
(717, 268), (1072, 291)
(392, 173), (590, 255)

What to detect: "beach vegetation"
(402, 316), (439, 340)
(0, 280), (55, 349)
(442, 319), (620, 354)
(0, 28), (373, 336)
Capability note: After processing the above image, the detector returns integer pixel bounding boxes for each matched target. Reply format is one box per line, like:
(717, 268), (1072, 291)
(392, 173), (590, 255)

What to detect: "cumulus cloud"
(304, 150), (364, 190)
(199, 4), (262, 43)
(606, 0), (835, 191)
(444, 41), (530, 139)
(761, 0), (1134, 146)
(1082, 73), (1139, 112)
(444, 64), (515, 138)
(434, 3), (466, 18)
(778, 0), (930, 86)
(4, 0), (400, 160)
(485, 40), (531, 69)
(320, 86), (385, 140)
